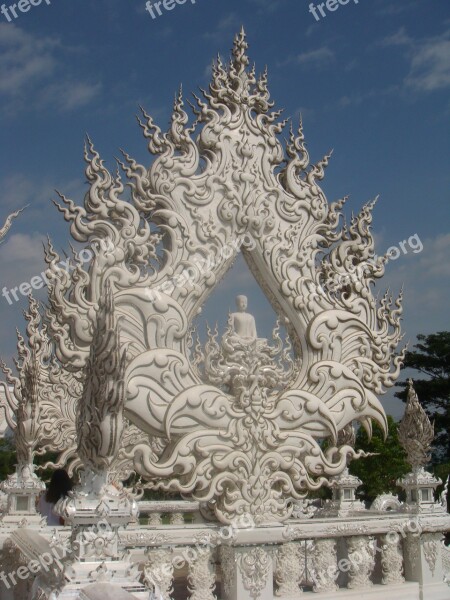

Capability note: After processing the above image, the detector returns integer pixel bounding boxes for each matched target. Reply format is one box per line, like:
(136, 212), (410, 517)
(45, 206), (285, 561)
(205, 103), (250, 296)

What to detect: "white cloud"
(1, 232), (46, 265)
(381, 232), (450, 335)
(296, 47), (335, 65)
(203, 13), (241, 43)
(38, 80), (102, 112)
(278, 47), (335, 68)
(379, 26), (450, 93)
(0, 24), (58, 95)
(1, 174), (34, 211)
(375, 1), (419, 17)
(379, 27), (412, 48)
(0, 23), (101, 115)
(338, 84), (399, 108)
(0, 173), (85, 213)
(407, 34), (450, 92)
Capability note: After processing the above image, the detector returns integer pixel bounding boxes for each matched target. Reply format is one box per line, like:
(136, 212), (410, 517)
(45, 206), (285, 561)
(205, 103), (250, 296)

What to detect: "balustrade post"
(311, 538), (338, 593)
(347, 535), (375, 589)
(220, 545), (273, 600)
(170, 512), (185, 526)
(148, 512), (163, 527)
(187, 547), (217, 600)
(275, 542), (304, 597)
(404, 532), (449, 599)
(380, 533), (404, 585)
(144, 547), (175, 600)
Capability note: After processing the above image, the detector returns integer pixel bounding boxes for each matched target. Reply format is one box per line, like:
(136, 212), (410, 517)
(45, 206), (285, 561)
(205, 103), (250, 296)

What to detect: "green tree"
(349, 415), (410, 504)
(395, 332), (450, 463)
(0, 438), (16, 482)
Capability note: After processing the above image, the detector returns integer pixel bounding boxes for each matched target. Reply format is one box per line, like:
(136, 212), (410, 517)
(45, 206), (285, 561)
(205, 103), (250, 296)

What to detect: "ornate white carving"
(290, 499), (318, 519)
(237, 547), (271, 600)
(370, 494), (402, 512)
(423, 533), (440, 575)
(398, 380), (434, 469)
(442, 542), (450, 585)
(120, 530), (168, 546)
(82, 527), (117, 559)
(44, 28), (405, 524)
(148, 512), (163, 526)
(76, 281), (126, 474)
(275, 542), (303, 596)
(170, 512), (185, 526)
(328, 523), (369, 536)
(311, 538), (338, 592)
(381, 534), (404, 585)
(0, 206), (26, 244)
(144, 547), (174, 600)
(187, 550), (217, 600)
(0, 294), (82, 475)
(219, 546), (235, 599)
(347, 535), (375, 589)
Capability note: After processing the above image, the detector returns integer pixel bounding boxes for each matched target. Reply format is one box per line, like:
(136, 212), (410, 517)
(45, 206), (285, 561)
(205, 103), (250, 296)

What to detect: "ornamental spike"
(398, 379), (434, 469)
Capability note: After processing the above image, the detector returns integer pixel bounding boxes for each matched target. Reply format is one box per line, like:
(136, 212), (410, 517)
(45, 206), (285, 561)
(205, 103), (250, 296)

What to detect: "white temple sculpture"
(43, 28), (407, 527)
(0, 29), (449, 600)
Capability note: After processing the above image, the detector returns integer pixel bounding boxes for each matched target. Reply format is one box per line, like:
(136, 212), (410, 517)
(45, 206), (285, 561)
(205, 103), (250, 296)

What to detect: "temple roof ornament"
(44, 29), (406, 524)
(398, 379), (434, 470)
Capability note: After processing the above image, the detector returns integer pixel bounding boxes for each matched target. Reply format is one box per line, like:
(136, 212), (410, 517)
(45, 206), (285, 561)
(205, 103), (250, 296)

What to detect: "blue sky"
(0, 0), (449, 419)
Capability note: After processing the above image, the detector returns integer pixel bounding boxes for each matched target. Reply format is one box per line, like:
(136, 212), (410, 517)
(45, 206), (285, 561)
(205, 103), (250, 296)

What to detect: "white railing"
(1, 510), (450, 599)
(137, 499), (202, 525)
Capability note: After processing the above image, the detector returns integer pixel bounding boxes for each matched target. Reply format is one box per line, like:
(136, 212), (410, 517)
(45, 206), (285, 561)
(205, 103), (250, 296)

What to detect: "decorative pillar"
(380, 533), (404, 585)
(148, 512), (163, 526)
(275, 542), (304, 596)
(311, 538), (338, 593)
(187, 548), (217, 600)
(220, 546), (273, 600)
(404, 532), (449, 600)
(346, 535), (375, 589)
(397, 380), (450, 598)
(44, 286), (147, 598)
(144, 547), (174, 600)
(397, 380), (445, 514)
(170, 512), (185, 525)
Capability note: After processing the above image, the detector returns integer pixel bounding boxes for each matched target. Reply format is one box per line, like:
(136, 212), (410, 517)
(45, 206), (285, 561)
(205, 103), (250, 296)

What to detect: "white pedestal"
(404, 532), (449, 600)
(221, 545), (274, 600)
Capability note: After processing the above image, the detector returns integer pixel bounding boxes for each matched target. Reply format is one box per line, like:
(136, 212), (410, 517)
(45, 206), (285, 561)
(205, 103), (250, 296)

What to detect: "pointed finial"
(232, 27), (249, 75)
(398, 379), (434, 469)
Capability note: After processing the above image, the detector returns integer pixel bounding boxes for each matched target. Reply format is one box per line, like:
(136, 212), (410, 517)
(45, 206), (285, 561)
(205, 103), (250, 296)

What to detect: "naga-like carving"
(44, 29), (405, 524)
(0, 206), (27, 245)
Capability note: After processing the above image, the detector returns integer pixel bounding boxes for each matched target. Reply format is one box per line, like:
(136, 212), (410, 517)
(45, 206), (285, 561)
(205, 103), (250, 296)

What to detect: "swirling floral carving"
(423, 533), (439, 575)
(237, 547), (271, 600)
